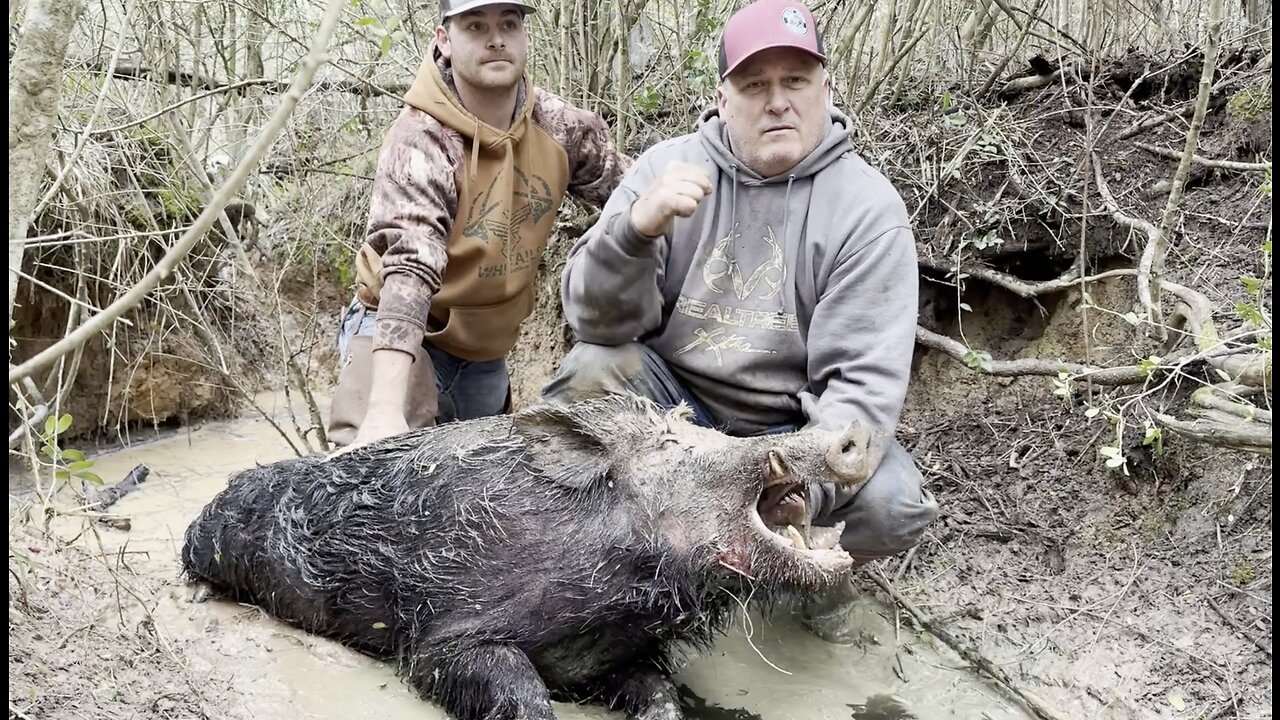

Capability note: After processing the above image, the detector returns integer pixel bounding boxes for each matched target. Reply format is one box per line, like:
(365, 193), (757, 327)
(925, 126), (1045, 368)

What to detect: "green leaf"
(379, 34), (392, 57)
(44, 414), (58, 438)
(1084, 407), (1100, 418)
(55, 469), (71, 481)
(1099, 446), (1126, 468)
(1167, 693), (1186, 711)
(355, 16), (378, 26)
(963, 349), (993, 373)
(372, 621), (388, 630)
(1235, 302), (1264, 326)
(1240, 276), (1264, 296)
(78, 472), (105, 486)
(1138, 355), (1160, 377)
(55, 414), (73, 435)
(61, 449), (86, 463)
(66, 460), (95, 473)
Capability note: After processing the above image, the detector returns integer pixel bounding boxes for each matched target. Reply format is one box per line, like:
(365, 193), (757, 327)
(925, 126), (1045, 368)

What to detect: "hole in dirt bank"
(917, 255), (1070, 358)
(915, 250), (1137, 369)
(918, 277), (1053, 360)
(985, 246), (1078, 282)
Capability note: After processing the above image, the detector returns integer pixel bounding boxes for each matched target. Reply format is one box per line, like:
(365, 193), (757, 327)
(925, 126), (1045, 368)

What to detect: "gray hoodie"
(561, 106), (918, 437)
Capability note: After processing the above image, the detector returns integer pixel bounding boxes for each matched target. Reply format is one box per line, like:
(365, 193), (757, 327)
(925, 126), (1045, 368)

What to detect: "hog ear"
(510, 406), (615, 490)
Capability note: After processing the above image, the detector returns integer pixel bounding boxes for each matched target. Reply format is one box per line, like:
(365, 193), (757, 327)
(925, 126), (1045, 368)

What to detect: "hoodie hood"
(402, 52), (534, 177)
(695, 105), (853, 184)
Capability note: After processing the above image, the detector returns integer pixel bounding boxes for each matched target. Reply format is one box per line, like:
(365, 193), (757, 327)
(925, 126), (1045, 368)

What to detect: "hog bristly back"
(180, 396), (740, 678)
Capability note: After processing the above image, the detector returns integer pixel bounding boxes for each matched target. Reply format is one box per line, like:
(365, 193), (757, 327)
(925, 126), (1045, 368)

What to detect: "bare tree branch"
(1150, 0), (1226, 329)
(82, 60), (410, 98)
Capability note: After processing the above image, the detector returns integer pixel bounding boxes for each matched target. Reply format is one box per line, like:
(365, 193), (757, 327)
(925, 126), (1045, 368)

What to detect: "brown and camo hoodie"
(355, 52), (632, 362)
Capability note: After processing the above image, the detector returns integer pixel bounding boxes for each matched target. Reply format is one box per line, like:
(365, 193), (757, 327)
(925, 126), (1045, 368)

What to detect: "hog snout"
(825, 420), (887, 485)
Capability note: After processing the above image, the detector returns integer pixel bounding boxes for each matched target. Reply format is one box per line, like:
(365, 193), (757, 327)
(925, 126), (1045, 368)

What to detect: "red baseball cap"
(718, 0), (827, 79)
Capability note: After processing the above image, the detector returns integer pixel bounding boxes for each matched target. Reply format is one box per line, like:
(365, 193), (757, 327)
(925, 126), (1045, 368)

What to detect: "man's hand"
(327, 347), (415, 457)
(352, 406), (410, 447)
(629, 161), (713, 238)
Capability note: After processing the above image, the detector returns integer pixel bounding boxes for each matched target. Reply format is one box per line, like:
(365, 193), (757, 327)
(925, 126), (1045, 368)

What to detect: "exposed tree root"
(1136, 141), (1272, 172)
(1155, 411), (1272, 455)
(916, 261), (1272, 455)
(915, 326), (1153, 385)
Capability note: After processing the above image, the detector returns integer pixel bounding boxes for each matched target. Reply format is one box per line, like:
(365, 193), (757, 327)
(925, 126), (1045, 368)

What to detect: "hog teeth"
(785, 525), (807, 550)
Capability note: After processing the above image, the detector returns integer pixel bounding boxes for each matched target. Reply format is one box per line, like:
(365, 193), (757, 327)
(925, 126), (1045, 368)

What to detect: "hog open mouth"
(748, 449), (853, 575)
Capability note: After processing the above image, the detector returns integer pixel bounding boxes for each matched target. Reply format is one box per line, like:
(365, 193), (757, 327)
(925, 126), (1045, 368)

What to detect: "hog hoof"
(189, 580), (215, 604)
(636, 699), (684, 720)
(794, 578), (865, 645)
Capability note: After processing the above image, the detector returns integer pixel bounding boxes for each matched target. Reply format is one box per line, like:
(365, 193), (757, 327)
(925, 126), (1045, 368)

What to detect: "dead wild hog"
(181, 393), (884, 720)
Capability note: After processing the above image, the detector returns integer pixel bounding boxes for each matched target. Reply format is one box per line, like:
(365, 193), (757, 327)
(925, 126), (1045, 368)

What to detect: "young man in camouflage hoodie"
(328, 0), (632, 448)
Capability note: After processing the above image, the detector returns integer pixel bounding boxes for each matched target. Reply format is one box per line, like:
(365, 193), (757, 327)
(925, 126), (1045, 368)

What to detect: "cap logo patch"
(781, 7), (808, 35)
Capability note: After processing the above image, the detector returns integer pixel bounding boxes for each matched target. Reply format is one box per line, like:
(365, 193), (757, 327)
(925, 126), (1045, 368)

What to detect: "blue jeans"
(541, 342), (940, 563)
(338, 301), (509, 423)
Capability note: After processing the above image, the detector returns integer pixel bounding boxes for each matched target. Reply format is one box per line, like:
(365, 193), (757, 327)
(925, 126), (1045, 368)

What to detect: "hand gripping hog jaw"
(180, 394), (882, 720)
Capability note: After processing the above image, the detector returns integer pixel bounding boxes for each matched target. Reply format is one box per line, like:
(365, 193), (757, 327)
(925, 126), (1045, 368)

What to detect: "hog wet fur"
(181, 394), (879, 720)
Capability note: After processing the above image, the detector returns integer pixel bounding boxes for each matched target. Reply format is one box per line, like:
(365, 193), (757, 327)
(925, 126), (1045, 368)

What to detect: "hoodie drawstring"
(469, 117), (481, 179)
(780, 174), (796, 316)
(782, 174), (795, 254)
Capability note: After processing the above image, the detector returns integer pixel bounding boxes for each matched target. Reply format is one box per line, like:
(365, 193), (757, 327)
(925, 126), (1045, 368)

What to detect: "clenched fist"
(629, 162), (713, 239)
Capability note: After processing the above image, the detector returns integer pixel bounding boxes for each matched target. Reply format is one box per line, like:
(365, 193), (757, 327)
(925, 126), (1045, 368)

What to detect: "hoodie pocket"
(425, 289), (537, 363)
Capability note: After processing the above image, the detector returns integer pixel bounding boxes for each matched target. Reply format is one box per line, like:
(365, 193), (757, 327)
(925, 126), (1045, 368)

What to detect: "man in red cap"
(543, 0), (938, 639)
(326, 1), (632, 449)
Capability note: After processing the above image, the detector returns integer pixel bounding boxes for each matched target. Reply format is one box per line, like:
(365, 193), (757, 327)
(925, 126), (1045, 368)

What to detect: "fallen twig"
(865, 569), (1072, 720)
(87, 464), (150, 513)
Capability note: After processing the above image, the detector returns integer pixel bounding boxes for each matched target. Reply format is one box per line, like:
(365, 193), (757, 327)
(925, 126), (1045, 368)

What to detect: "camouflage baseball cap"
(439, 0), (536, 21)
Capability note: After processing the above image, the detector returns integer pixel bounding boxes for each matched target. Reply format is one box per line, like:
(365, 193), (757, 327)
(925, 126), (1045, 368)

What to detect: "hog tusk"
(785, 525), (807, 550)
(768, 450), (788, 480)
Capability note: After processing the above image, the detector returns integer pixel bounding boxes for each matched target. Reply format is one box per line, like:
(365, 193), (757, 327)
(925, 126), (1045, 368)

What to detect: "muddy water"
(22, 393), (1026, 720)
